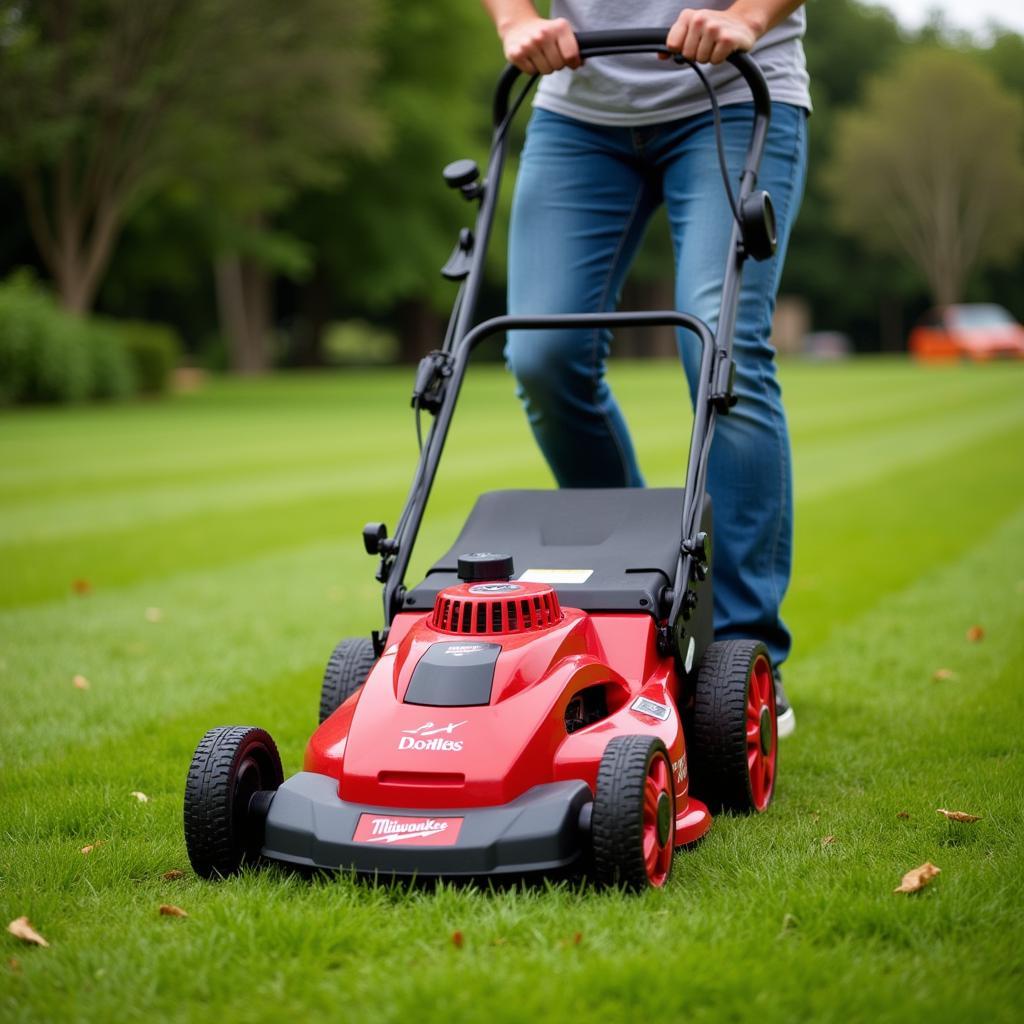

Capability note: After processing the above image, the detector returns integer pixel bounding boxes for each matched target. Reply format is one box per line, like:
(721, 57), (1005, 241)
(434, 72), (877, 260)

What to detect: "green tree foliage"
(826, 49), (1024, 308)
(177, 1), (383, 372)
(778, 0), (913, 348)
(285, 3), (501, 361)
(0, 0), (380, 370)
(624, 0), (917, 351)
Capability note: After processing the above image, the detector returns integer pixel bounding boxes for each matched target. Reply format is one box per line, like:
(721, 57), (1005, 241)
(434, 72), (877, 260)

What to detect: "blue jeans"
(506, 102), (808, 669)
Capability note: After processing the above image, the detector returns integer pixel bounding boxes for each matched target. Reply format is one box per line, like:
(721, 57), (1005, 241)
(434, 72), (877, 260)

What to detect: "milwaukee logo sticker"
(630, 696), (671, 721)
(399, 721), (466, 751)
(353, 814), (463, 846)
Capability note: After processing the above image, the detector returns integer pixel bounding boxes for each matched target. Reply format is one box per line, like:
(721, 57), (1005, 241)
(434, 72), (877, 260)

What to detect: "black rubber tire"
(688, 639), (775, 814)
(319, 637), (376, 724)
(183, 726), (283, 879)
(591, 734), (675, 891)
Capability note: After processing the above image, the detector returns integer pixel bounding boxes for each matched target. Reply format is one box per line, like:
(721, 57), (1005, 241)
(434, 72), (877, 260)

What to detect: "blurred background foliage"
(0, 0), (1021, 392)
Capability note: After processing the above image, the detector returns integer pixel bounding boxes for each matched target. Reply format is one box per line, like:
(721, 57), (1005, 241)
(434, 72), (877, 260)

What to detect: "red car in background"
(909, 304), (1024, 361)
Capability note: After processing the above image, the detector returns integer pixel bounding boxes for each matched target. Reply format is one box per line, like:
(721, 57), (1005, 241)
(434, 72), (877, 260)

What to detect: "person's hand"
(501, 16), (581, 75)
(663, 8), (765, 65)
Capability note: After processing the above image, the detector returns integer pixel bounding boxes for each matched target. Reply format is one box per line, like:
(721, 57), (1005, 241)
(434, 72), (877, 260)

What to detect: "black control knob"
(442, 159), (480, 191)
(739, 190), (777, 262)
(362, 522), (388, 555)
(457, 552), (514, 582)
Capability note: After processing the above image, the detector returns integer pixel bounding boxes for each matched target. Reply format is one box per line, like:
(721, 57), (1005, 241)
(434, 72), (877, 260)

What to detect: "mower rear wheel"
(319, 636), (376, 724)
(689, 639), (777, 813)
(184, 726), (283, 879)
(592, 735), (675, 891)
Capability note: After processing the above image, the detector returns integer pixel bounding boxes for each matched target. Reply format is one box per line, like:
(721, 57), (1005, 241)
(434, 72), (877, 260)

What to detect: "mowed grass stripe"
(776, 359), (1024, 442)
(2, 360), (1018, 524)
(791, 398), (1024, 501)
(2, 413), (1021, 777)
(4, 365), (1022, 608)
(0, 370), (526, 503)
(2, 378), (1024, 761)
(786, 418), (1024, 654)
(2, 501), (1022, 1024)
(0, 539), (372, 769)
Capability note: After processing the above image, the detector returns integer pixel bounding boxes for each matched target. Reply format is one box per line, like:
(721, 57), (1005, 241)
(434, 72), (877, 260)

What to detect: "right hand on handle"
(501, 16), (581, 74)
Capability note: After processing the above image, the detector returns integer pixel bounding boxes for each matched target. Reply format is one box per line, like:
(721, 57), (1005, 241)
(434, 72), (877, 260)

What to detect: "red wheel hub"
(745, 654), (777, 811)
(642, 753), (674, 887)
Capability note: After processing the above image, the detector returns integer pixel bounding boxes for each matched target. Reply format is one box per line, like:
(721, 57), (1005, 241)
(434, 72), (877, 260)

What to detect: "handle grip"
(494, 28), (770, 127)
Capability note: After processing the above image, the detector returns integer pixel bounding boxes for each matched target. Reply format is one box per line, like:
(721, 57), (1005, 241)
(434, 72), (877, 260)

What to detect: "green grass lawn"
(2, 358), (1023, 1023)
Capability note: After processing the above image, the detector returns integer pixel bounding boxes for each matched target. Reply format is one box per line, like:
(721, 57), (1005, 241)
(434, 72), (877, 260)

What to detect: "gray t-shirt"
(535, 1), (811, 125)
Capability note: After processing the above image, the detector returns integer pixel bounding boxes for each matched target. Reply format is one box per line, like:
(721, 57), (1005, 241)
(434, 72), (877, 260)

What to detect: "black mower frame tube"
(383, 311), (717, 625)
(377, 31), (772, 646)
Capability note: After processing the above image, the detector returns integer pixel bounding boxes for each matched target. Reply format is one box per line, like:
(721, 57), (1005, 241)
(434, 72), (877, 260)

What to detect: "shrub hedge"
(109, 319), (182, 395)
(0, 275), (181, 405)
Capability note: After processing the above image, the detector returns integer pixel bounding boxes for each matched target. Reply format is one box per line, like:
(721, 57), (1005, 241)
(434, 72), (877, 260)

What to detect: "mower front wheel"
(591, 735), (675, 891)
(184, 726), (283, 879)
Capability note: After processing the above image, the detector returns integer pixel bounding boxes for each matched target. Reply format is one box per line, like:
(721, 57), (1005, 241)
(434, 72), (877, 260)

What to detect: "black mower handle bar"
(493, 28), (771, 127)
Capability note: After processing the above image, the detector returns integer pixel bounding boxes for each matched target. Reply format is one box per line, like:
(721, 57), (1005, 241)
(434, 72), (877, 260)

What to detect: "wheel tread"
(591, 735), (672, 891)
(183, 726), (281, 879)
(689, 639), (772, 813)
(319, 637), (376, 724)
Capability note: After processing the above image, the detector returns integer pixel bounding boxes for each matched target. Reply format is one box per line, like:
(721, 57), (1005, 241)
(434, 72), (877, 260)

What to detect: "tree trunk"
(19, 164), (123, 316)
(618, 279), (680, 359)
(215, 254), (273, 374)
(879, 293), (904, 353)
(396, 297), (443, 364)
(291, 265), (331, 367)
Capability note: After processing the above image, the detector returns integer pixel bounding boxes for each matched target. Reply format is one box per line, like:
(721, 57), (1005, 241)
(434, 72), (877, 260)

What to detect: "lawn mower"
(184, 30), (780, 891)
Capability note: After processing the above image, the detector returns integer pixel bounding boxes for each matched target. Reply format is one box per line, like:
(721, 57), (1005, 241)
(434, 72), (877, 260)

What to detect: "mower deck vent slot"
(377, 771), (466, 788)
(430, 583), (562, 636)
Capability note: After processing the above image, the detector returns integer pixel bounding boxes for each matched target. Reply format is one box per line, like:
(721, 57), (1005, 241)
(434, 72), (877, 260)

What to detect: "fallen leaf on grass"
(820, 834), (836, 847)
(158, 904), (188, 918)
(893, 862), (940, 894)
(129, 791), (149, 803)
(162, 869), (184, 880)
(897, 811), (910, 819)
(937, 808), (982, 823)
(779, 913), (798, 934)
(932, 668), (957, 682)
(71, 579), (92, 596)
(8, 958), (20, 972)
(7, 918), (49, 947)
(966, 625), (985, 643)
(573, 931), (583, 946)
(450, 930), (463, 949)
(80, 841), (105, 855)
(72, 674), (90, 690)
(144, 607), (163, 623)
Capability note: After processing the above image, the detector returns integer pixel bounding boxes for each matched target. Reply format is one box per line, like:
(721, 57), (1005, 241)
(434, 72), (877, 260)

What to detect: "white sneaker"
(776, 706), (796, 738)
(774, 671), (796, 738)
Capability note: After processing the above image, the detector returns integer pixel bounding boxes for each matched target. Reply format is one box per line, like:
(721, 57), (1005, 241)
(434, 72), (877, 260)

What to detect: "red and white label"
(352, 814), (463, 846)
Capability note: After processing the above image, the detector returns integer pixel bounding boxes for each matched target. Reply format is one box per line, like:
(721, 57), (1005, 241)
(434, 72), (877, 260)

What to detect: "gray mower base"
(261, 772), (592, 876)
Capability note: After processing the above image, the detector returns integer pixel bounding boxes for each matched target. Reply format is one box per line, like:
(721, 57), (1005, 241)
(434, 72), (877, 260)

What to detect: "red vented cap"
(431, 580), (562, 636)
